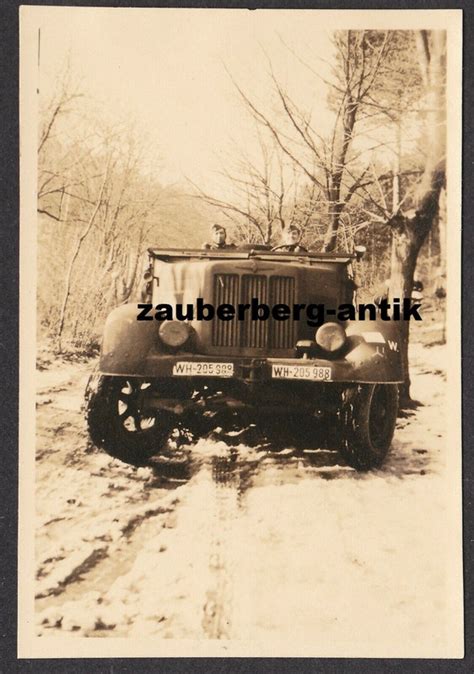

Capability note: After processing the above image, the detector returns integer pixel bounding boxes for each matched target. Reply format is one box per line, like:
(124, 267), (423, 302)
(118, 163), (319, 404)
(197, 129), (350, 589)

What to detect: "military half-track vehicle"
(85, 246), (402, 470)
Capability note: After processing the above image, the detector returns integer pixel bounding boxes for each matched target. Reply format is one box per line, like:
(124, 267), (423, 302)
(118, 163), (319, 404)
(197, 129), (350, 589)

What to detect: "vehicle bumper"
(100, 352), (403, 384)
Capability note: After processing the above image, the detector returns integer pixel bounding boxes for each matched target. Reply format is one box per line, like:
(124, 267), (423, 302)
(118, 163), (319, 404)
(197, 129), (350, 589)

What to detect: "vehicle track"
(34, 348), (446, 643)
(201, 453), (241, 639)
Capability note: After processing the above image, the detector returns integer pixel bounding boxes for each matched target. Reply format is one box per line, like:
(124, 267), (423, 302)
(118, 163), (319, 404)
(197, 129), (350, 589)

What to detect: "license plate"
(172, 361), (234, 377)
(272, 364), (332, 381)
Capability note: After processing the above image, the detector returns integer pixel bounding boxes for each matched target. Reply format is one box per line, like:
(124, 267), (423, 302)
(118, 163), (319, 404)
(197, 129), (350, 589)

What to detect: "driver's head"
(211, 224), (226, 246)
(284, 225), (301, 246)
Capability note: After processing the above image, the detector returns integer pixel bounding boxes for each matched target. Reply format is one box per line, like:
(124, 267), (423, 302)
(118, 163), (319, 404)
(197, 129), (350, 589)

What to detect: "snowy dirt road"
(33, 339), (456, 654)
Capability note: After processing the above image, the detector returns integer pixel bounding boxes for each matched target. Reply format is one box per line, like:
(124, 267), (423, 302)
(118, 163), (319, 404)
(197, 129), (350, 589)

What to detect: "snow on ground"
(33, 338), (460, 655)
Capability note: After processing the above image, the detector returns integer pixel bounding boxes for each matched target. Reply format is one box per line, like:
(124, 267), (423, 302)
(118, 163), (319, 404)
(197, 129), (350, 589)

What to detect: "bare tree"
(226, 31), (394, 251)
(56, 160), (111, 351)
(386, 31), (446, 404)
(353, 31), (446, 403)
(190, 125), (323, 246)
(37, 68), (210, 353)
(192, 31), (398, 254)
(346, 31), (446, 403)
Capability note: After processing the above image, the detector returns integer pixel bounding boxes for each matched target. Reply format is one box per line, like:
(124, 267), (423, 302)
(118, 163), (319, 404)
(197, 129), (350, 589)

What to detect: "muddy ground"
(34, 321), (454, 652)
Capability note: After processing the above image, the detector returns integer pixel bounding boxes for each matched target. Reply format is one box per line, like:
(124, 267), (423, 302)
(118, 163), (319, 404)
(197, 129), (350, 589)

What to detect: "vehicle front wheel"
(85, 373), (174, 466)
(339, 383), (398, 471)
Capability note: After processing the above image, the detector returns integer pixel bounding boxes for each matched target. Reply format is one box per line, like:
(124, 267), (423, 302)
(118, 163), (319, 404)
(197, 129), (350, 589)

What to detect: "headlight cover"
(315, 322), (346, 352)
(158, 321), (191, 347)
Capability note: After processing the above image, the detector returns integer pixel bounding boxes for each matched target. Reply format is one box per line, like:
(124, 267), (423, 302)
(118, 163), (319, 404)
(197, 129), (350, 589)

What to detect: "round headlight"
(158, 321), (191, 347)
(315, 322), (346, 352)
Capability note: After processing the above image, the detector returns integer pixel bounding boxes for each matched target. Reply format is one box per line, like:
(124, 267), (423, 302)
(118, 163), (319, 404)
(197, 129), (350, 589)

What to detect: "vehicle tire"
(85, 372), (174, 466)
(339, 383), (398, 471)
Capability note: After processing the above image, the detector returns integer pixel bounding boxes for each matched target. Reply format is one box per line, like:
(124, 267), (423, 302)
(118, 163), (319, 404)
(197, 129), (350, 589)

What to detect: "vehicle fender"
(344, 318), (403, 383)
(100, 303), (158, 375)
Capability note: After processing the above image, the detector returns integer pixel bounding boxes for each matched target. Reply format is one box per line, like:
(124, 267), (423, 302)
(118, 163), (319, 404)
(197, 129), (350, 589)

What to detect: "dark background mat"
(1, 0), (472, 672)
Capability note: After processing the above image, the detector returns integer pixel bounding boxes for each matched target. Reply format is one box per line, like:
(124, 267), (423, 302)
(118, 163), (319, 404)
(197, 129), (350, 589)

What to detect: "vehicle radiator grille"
(270, 275), (295, 349)
(242, 274), (268, 348)
(212, 273), (295, 349)
(212, 273), (240, 347)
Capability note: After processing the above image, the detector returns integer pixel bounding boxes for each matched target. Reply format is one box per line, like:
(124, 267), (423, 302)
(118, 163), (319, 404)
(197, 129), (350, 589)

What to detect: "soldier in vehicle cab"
(202, 224), (236, 250)
(272, 225), (308, 253)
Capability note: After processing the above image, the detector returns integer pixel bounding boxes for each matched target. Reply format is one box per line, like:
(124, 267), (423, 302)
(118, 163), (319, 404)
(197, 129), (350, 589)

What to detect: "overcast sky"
(27, 7), (453, 194)
(34, 8), (335, 188)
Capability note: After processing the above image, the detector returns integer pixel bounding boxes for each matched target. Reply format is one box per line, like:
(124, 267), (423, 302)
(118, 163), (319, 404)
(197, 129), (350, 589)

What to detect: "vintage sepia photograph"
(19, 7), (463, 658)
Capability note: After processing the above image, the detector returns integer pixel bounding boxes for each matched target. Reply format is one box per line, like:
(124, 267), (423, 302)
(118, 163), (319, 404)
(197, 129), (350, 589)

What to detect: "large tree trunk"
(388, 30), (446, 405)
(322, 201), (343, 252)
(389, 212), (434, 404)
(322, 95), (358, 253)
